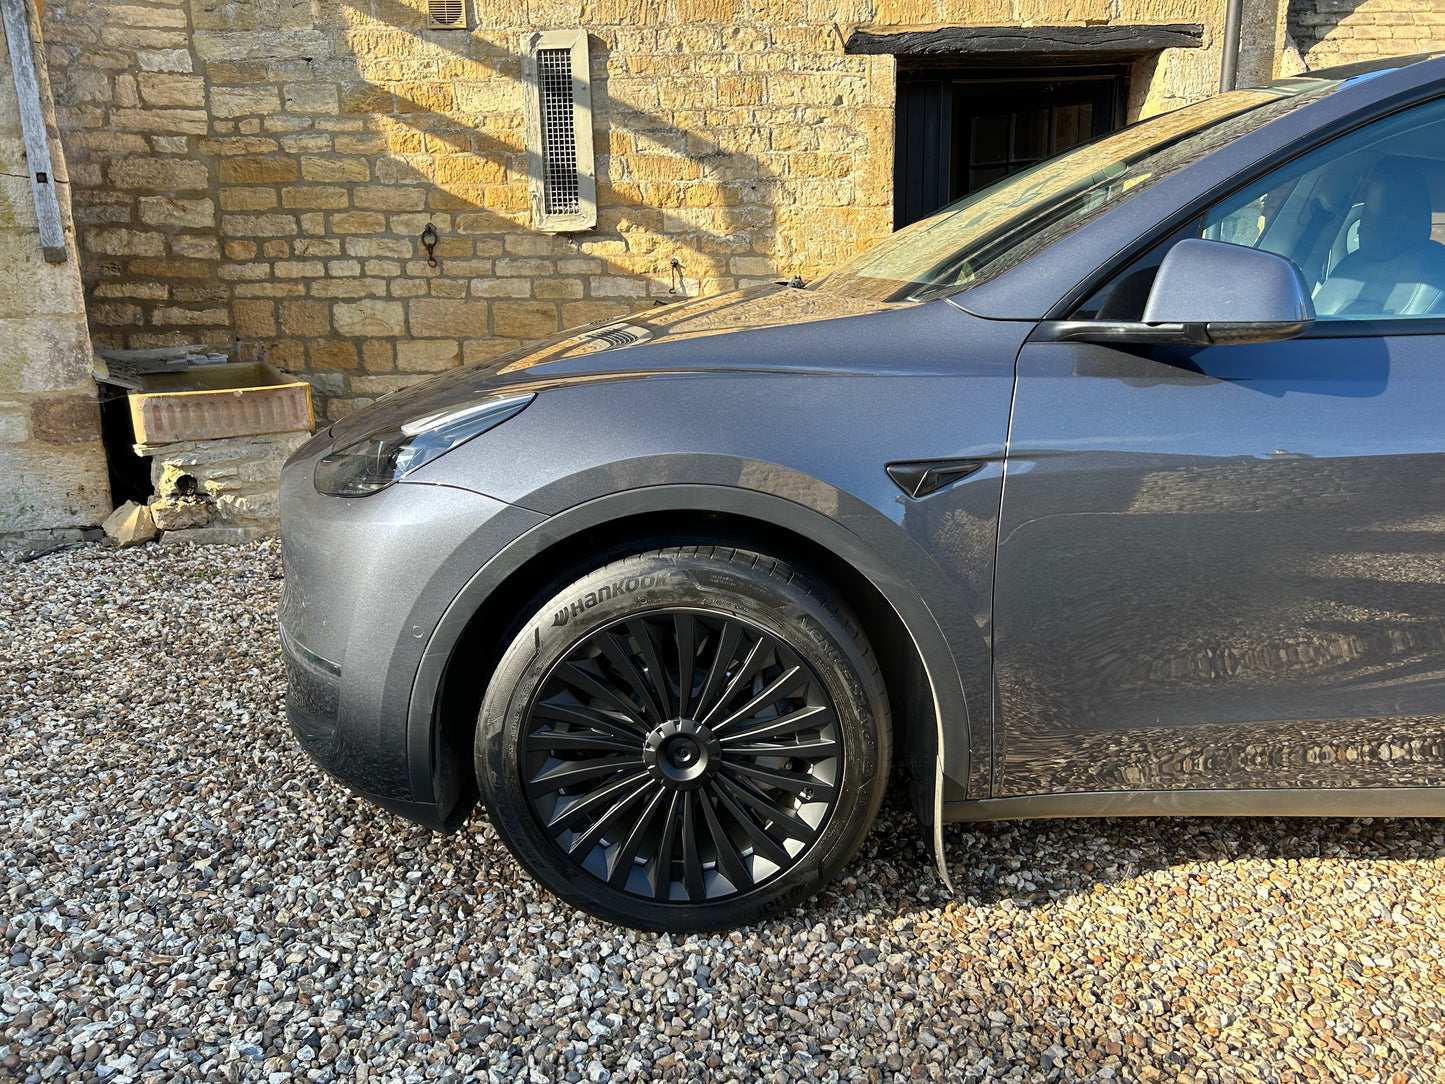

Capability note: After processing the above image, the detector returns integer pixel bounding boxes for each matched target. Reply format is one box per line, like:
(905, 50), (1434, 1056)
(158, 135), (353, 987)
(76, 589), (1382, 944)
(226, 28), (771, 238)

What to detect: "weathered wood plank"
(844, 24), (1205, 57)
(1, 0), (65, 262)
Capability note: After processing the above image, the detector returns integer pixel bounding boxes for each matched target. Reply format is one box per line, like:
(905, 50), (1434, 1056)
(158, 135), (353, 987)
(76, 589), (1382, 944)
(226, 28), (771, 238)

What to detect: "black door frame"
(893, 62), (1131, 229)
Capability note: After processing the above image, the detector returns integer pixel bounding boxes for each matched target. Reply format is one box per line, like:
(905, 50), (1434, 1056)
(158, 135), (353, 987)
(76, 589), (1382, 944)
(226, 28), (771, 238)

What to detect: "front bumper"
(278, 439), (545, 829)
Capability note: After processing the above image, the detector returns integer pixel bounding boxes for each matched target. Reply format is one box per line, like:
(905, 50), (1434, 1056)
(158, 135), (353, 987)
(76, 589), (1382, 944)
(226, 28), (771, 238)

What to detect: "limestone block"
(216, 156), (299, 184)
(300, 156), (371, 183)
(85, 229), (167, 257)
(279, 300), (331, 337)
(150, 495), (213, 530)
(30, 394), (102, 445)
(171, 235), (223, 260)
(0, 227), (88, 321)
(102, 500), (158, 547)
(493, 301), (560, 339)
(214, 491), (278, 526)
(137, 73), (207, 108)
(408, 298), (489, 338)
(309, 342), (357, 369)
(234, 300), (277, 337)
(0, 315), (94, 393)
(333, 299), (406, 337)
(0, 437), (112, 533)
(135, 48), (194, 73)
(220, 213), (299, 237)
(330, 211), (387, 233)
(396, 339), (460, 372)
(158, 524), (267, 545)
(139, 197), (217, 229)
(283, 83), (340, 113)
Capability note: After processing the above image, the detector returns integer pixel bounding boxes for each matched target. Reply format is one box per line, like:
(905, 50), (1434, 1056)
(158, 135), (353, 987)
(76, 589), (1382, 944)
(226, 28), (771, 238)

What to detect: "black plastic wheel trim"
(519, 607), (844, 903)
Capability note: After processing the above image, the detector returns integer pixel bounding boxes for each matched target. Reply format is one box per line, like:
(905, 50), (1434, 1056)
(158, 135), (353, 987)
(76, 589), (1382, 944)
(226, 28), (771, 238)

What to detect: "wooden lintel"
(844, 23), (1206, 57)
(1, 0), (66, 262)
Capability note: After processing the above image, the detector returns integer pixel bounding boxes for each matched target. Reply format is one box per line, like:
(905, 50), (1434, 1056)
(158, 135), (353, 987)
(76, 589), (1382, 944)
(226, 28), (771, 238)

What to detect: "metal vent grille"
(427, 0), (465, 28)
(537, 48), (580, 216)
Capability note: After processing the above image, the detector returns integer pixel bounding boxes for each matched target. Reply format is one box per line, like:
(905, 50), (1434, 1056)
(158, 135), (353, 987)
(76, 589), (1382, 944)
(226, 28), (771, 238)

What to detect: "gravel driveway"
(3, 541), (1442, 1083)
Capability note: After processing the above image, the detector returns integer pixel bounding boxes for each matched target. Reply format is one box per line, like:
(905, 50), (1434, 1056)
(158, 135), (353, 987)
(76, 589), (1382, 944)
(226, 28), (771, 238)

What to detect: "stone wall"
(1289, 0), (1445, 68)
(0, 0), (111, 545)
(41, 0), (1254, 422)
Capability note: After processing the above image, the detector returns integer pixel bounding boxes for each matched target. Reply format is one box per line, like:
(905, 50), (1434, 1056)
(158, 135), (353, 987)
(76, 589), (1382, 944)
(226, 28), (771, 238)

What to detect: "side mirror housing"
(1038, 238), (1316, 346)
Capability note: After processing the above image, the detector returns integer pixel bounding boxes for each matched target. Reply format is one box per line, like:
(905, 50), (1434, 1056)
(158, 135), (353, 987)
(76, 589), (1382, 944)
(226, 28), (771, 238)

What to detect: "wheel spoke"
(674, 613), (697, 718)
(649, 791), (683, 901)
(607, 787), (668, 888)
(544, 767), (649, 832)
(681, 792), (706, 900)
(532, 700), (646, 744)
(715, 774), (818, 844)
(627, 619), (674, 721)
(698, 636), (772, 728)
(556, 663), (652, 732)
(709, 781), (793, 867)
(529, 755), (642, 797)
(723, 738), (841, 759)
(699, 788), (754, 890)
(723, 760), (836, 798)
(525, 728), (640, 755)
(596, 632), (666, 725)
(719, 704), (836, 746)
(566, 778), (654, 857)
(710, 664), (808, 734)
(694, 620), (743, 721)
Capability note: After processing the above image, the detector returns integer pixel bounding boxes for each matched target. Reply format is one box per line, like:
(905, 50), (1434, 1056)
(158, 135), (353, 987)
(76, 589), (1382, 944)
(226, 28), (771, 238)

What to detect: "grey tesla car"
(280, 54), (1445, 931)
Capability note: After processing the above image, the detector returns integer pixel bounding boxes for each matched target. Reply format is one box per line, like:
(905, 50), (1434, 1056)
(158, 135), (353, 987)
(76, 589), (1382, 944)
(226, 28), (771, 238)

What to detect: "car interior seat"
(1313, 157), (1445, 316)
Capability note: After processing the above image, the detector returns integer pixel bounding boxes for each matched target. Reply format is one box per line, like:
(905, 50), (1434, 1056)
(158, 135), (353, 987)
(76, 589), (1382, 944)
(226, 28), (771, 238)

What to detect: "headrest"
(1358, 158), (1433, 257)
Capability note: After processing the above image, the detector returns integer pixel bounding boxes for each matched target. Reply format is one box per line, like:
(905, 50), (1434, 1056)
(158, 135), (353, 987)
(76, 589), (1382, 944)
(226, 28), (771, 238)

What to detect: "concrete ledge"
(158, 525), (270, 546)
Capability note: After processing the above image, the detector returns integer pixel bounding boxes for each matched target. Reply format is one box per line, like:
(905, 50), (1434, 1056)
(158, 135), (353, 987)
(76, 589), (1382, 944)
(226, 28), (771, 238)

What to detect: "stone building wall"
(41, 0), (1258, 422)
(1289, 0), (1445, 69)
(0, 0), (110, 544)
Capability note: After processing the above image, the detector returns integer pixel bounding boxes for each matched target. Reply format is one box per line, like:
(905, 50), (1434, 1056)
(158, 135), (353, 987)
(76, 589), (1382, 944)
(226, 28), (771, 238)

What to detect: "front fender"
(407, 482), (982, 850)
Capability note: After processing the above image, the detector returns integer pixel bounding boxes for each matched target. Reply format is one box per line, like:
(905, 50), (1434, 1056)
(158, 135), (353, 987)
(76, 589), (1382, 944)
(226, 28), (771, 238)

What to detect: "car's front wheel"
(475, 546), (891, 932)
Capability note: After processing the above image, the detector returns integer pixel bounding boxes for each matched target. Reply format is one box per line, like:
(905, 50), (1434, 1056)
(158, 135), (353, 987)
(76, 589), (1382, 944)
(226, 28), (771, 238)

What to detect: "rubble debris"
(101, 500), (158, 548)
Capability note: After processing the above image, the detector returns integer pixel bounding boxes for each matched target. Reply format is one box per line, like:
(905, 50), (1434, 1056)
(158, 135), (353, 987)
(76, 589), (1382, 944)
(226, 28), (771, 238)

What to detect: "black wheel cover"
(519, 608), (843, 903)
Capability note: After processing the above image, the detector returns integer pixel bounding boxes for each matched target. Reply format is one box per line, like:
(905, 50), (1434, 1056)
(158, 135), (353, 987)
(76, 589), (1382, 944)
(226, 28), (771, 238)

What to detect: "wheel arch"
(410, 485), (971, 834)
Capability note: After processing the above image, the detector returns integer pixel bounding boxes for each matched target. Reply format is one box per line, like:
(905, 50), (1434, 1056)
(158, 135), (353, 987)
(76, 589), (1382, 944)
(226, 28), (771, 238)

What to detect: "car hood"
(328, 284), (920, 446)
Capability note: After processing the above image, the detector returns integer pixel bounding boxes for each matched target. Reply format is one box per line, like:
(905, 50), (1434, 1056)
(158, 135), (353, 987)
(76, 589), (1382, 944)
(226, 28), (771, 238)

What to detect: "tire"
(475, 545), (891, 932)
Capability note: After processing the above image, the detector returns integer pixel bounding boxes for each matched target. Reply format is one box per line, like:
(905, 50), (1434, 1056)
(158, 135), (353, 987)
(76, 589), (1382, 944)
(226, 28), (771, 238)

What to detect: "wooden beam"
(1, 0), (65, 262)
(844, 23), (1205, 57)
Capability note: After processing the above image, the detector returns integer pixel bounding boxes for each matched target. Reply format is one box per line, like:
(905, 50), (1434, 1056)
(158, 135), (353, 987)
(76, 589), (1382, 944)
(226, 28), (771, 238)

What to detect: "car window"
(1075, 95), (1445, 324)
(1204, 95), (1445, 321)
(811, 78), (1347, 304)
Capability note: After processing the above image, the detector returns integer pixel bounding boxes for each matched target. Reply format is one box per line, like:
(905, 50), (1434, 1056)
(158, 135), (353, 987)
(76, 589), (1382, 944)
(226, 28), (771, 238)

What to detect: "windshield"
(813, 77), (1347, 303)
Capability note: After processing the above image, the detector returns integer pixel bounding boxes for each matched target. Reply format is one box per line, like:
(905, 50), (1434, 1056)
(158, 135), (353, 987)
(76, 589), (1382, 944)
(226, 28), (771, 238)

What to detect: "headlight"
(313, 393), (535, 497)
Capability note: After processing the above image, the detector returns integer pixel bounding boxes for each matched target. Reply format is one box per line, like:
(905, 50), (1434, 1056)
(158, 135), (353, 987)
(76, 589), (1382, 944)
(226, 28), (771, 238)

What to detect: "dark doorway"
(894, 64), (1129, 229)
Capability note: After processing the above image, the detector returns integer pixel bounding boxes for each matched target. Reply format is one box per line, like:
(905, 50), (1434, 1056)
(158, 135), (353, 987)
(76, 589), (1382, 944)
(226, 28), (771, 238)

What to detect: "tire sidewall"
(475, 550), (887, 932)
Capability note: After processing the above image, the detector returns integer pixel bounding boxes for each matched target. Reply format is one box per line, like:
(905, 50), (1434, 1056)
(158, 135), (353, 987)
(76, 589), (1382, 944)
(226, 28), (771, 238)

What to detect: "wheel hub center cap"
(643, 719), (722, 789)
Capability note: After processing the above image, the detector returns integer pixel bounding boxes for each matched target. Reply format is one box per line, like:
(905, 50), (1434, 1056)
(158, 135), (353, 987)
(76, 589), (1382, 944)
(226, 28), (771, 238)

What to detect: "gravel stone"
(2, 540), (1443, 1082)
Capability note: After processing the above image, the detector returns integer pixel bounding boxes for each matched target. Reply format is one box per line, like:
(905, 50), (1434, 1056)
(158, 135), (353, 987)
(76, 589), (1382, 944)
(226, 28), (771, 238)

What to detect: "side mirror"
(1039, 238), (1316, 346)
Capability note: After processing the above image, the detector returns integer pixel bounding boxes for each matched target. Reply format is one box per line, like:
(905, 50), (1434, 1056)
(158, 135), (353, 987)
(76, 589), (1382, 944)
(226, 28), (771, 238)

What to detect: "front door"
(994, 95), (1445, 796)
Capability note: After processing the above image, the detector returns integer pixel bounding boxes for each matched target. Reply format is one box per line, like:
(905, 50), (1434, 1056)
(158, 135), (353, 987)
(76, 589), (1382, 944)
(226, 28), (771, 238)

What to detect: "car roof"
(951, 53), (1445, 321)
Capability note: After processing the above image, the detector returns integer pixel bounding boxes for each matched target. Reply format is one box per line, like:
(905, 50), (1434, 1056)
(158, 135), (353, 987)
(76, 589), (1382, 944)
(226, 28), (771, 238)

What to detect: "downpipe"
(1219, 0), (1244, 92)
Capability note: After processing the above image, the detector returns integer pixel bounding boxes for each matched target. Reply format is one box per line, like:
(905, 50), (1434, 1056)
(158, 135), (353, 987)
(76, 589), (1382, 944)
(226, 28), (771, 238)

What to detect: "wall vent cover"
(427, 0), (466, 29)
(536, 49), (580, 215)
(522, 30), (597, 232)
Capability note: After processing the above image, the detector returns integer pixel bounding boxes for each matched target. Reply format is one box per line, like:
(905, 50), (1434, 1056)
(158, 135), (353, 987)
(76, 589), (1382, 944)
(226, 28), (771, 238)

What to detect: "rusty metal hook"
(420, 222), (439, 268)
